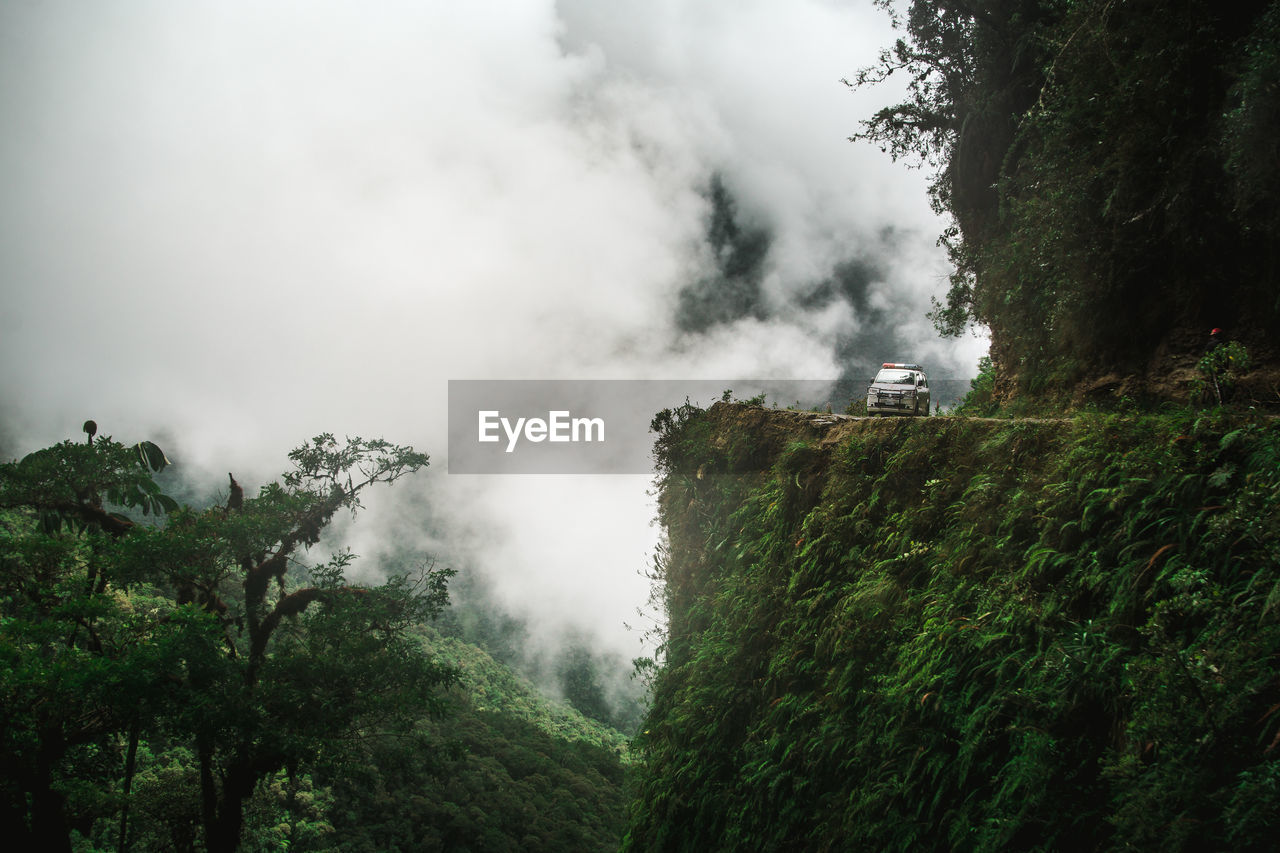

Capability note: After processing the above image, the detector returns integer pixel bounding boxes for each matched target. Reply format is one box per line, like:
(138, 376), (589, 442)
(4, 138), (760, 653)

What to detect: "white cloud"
(0, 0), (980, 662)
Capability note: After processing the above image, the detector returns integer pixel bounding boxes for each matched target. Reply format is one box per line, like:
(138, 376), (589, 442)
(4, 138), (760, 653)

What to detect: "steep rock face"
(625, 403), (1280, 852)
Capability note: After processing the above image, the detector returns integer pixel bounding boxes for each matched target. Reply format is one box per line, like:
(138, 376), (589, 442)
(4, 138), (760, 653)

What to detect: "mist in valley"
(0, 0), (987, 721)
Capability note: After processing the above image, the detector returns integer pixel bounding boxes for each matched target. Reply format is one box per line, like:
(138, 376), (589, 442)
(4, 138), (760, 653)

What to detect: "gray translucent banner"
(447, 379), (849, 474)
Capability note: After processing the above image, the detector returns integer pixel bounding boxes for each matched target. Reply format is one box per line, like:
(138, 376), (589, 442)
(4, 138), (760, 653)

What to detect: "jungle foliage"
(625, 401), (1280, 851)
(851, 0), (1280, 397)
(0, 427), (630, 851)
(434, 570), (647, 736)
(313, 626), (630, 853)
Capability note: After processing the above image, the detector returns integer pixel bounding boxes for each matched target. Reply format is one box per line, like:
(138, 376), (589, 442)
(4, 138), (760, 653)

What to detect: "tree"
(850, 0), (1280, 399)
(0, 434), (183, 850)
(0, 428), (456, 851)
(846, 0), (1060, 335)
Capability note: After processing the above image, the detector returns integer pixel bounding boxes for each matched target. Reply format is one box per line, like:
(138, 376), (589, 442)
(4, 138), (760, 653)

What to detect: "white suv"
(867, 363), (930, 416)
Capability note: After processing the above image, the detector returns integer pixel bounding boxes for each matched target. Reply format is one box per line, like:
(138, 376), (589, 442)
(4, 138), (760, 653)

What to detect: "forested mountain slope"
(624, 402), (1280, 851)
(322, 625), (630, 852)
(0, 431), (630, 851)
(621, 4), (1280, 846)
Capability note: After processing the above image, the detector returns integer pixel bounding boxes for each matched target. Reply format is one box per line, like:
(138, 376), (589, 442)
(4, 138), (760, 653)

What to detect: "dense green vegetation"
(435, 571), (647, 736)
(625, 401), (1280, 851)
(624, 5), (1280, 846)
(313, 626), (629, 852)
(0, 427), (630, 851)
(850, 0), (1280, 400)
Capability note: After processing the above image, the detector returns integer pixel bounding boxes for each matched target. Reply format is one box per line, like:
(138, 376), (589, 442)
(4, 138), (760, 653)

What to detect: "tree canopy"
(0, 428), (456, 851)
(851, 0), (1280, 400)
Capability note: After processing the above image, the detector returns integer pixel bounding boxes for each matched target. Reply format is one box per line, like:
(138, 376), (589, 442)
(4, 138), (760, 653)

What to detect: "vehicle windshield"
(874, 370), (916, 385)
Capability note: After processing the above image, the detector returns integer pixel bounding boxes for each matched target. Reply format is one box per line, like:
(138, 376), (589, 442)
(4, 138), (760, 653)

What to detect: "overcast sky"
(0, 1), (986, 663)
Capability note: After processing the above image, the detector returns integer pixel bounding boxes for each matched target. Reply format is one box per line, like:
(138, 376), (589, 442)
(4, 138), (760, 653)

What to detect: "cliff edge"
(625, 403), (1280, 851)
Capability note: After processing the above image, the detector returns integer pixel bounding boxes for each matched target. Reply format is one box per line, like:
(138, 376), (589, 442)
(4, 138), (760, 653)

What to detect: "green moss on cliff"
(625, 403), (1280, 852)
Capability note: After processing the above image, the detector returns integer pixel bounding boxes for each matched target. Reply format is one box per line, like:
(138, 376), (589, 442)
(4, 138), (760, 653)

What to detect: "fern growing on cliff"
(626, 404), (1280, 852)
